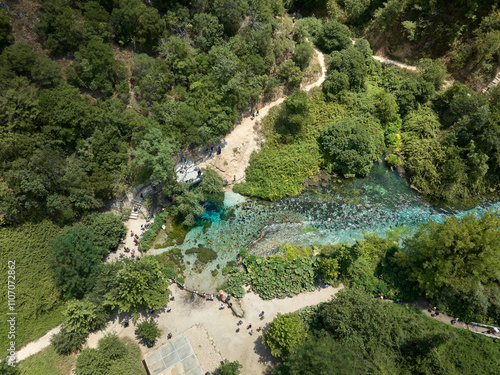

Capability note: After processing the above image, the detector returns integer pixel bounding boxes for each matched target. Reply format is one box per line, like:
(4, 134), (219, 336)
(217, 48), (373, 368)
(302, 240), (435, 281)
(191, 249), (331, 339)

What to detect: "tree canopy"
(108, 256), (171, 318)
(262, 312), (307, 358)
(319, 118), (382, 177)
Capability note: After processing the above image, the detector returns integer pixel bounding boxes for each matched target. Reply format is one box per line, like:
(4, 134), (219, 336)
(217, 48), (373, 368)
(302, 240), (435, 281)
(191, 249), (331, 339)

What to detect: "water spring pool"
(151, 161), (500, 290)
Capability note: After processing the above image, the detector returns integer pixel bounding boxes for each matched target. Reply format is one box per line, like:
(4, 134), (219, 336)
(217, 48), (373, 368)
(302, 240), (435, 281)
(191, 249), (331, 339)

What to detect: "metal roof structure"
(144, 333), (205, 375)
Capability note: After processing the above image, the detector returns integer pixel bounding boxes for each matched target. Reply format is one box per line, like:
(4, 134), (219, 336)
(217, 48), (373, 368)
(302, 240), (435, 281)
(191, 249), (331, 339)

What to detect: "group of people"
(234, 312), (264, 335)
(206, 145), (222, 158)
(251, 110), (260, 119)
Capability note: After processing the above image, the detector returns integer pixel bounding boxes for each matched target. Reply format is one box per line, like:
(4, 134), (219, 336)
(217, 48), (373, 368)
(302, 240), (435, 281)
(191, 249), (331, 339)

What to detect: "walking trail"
(85, 284), (342, 375)
(16, 44), (498, 368)
(197, 46), (326, 184)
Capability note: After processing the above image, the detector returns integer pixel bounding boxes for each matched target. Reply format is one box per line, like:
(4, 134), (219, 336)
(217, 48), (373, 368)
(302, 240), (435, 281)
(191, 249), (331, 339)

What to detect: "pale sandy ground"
(16, 45), (499, 368)
(198, 47), (326, 184)
(105, 215), (148, 263)
(16, 326), (61, 362)
(86, 284), (342, 375)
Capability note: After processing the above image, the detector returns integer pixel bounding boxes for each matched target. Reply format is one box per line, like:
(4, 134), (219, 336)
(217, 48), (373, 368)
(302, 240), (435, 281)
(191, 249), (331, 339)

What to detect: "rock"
(231, 301), (244, 318)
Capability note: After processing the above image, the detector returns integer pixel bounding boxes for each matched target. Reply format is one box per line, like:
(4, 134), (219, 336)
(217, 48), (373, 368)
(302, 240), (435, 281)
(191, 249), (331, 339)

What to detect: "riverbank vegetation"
(238, 25), (500, 202)
(225, 212), (500, 326)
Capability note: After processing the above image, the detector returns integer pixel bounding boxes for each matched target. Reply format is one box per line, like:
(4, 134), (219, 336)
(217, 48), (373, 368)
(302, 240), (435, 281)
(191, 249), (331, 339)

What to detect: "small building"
(143, 325), (223, 375)
(143, 333), (204, 375)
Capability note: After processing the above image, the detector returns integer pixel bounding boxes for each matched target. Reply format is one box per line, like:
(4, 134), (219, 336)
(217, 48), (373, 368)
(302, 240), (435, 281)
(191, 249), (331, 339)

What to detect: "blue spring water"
(151, 161), (500, 290)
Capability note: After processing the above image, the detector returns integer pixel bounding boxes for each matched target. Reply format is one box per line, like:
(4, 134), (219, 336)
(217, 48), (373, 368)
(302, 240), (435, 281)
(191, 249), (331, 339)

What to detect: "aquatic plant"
(244, 254), (319, 300)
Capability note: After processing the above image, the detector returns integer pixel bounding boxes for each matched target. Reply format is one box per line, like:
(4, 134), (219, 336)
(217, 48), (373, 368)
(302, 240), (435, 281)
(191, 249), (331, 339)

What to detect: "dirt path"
(197, 46), (327, 184)
(86, 284), (342, 375)
(16, 326), (61, 362)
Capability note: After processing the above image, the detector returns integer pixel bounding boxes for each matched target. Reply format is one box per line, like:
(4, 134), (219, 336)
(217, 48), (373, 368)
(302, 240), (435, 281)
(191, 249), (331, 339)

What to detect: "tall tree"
(398, 212), (500, 299)
(108, 256), (171, 318)
(132, 128), (177, 185)
(262, 312), (306, 358)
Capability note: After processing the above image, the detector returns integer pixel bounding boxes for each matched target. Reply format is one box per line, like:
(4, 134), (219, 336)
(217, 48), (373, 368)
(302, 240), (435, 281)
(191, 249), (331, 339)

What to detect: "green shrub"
(136, 318), (161, 343)
(51, 326), (86, 355)
(156, 248), (185, 276)
(141, 211), (169, 251)
(211, 269), (219, 277)
(385, 153), (402, 167)
(162, 267), (177, 280)
(217, 360), (242, 375)
(263, 312), (307, 358)
(235, 142), (321, 200)
(238, 248), (248, 258)
(244, 255), (318, 300)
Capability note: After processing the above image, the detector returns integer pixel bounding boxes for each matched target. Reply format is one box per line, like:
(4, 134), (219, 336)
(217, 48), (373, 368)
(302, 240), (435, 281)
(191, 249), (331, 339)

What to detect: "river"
(151, 160), (500, 290)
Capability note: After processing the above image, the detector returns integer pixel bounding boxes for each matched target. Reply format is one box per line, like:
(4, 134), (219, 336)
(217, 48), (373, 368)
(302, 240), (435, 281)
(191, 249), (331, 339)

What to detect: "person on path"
(233, 175), (236, 183)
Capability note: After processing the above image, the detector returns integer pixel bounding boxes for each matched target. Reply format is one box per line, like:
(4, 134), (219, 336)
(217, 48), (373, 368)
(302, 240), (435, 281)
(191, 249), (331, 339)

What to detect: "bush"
(98, 334), (128, 361)
(317, 20), (351, 53)
(244, 255), (318, 300)
(136, 318), (161, 343)
(51, 326), (86, 355)
(276, 60), (303, 88)
(263, 313), (307, 358)
(217, 360), (242, 375)
(64, 299), (108, 334)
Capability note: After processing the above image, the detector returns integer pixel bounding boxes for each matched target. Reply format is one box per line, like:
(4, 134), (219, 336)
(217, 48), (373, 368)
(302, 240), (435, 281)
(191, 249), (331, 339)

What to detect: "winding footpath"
(15, 45), (497, 367)
(197, 46), (327, 184)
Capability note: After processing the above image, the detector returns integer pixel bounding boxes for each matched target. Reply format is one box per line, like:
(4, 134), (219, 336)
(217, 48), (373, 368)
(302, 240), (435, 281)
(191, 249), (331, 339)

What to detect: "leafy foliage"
(75, 335), (143, 375)
(317, 20), (351, 53)
(217, 361), (242, 375)
(0, 221), (65, 348)
(141, 211), (169, 251)
(50, 326), (87, 355)
(244, 254), (318, 300)
(49, 217), (123, 299)
(136, 318), (161, 343)
(0, 8), (12, 49)
(319, 117), (383, 177)
(108, 256), (171, 318)
(276, 288), (500, 374)
(277, 60), (303, 88)
(263, 312), (307, 358)
(132, 128), (177, 185)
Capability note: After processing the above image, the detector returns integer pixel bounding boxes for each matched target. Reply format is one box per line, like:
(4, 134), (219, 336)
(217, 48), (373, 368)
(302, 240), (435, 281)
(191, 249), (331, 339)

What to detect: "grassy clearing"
(234, 91), (347, 200)
(0, 221), (66, 348)
(19, 345), (76, 375)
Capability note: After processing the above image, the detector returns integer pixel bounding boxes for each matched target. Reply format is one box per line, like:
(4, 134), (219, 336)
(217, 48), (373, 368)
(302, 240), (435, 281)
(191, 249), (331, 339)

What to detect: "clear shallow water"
(152, 161), (500, 290)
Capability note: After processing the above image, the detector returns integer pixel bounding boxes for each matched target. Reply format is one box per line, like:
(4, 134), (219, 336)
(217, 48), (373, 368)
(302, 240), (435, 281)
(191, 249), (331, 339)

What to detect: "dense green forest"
(266, 288), (500, 375)
(1, 0), (500, 373)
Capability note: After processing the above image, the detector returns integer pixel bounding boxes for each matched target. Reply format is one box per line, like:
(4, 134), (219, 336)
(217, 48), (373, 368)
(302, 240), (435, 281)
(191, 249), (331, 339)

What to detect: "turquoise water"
(152, 161), (500, 290)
